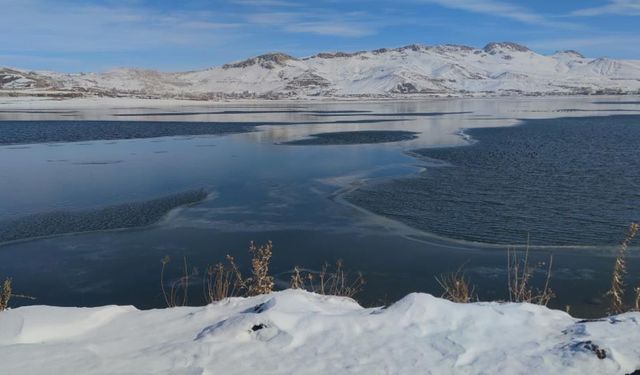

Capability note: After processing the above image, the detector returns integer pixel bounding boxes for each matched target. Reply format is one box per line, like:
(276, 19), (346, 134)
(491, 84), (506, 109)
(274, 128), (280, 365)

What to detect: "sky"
(1, 0), (639, 72)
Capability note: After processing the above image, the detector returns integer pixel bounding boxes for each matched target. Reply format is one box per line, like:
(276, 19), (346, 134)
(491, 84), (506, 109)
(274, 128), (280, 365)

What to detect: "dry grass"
(436, 267), (474, 303)
(160, 256), (193, 307)
(289, 260), (365, 298)
(507, 244), (554, 306)
(436, 237), (555, 306)
(0, 277), (35, 311)
(607, 223), (638, 315)
(435, 224), (640, 314)
(204, 255), (246, 303)
(203, 241), (275, 302)
(148, 224), (639, 315)
(161, 242), (363, 307)
(289, 266), (305, 290)
(160, 241), (276, 307)
(247, 241), (274, 296)
(1, 278), (12, 311)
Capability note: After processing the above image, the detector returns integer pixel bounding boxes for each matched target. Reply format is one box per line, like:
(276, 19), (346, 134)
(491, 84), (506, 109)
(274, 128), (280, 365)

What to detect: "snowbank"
(1, 290), (639, 374)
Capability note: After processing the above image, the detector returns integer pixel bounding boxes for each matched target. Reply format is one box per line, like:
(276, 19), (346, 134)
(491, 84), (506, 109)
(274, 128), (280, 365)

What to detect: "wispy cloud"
(525, 35), (640, 56)
(418, 0), (578, 28)
(287, 22), (374, 37)
(246, 11), (378, 37)
(572, 0), (640, 16)
(232, 0), (301, 6)
(0, 0), (378, 56)
(2, 0), (639, 71)
(0, 1), (241, 53)
(0, 54), (82, 69)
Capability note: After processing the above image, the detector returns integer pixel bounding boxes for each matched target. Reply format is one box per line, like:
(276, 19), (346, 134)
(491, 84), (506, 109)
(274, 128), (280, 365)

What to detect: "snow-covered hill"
(2, 42), (640, 99)
(1, 290), (639, 374)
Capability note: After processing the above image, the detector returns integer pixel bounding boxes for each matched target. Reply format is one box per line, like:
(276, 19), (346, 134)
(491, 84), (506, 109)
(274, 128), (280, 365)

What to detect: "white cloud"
(232, 0), (301, 6)
(572, 0), (640, 16)
(246, 11), (378, 37)
(0, 2), (241, 53)
(288, 22), (374, 37)
(525, 35), (640, 56)
(0, 0), (378, 59)
(0, 54), (82, 70)
(419, 0), (578, 28)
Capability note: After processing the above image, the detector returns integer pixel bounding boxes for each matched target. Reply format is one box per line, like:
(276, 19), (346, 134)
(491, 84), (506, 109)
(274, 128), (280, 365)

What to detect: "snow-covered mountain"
(2, 42), (640, 99)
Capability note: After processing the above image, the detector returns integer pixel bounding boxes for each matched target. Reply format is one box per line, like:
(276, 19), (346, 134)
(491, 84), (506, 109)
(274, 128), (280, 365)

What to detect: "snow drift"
(1, 290), (639, 374)
(2, 42), (640, 99)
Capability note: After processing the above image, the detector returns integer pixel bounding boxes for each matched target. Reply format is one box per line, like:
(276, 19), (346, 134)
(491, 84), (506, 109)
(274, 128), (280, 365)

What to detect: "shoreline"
(2, 93), (640, 110)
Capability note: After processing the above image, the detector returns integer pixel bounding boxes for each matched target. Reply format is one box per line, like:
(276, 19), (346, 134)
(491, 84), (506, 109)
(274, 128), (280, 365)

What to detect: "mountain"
(2, 42), (640, 100)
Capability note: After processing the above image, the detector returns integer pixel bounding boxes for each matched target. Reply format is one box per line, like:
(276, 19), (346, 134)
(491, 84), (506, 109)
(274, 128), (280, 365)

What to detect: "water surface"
(347, 115), (640, 246)
(1, 97), (640, 317)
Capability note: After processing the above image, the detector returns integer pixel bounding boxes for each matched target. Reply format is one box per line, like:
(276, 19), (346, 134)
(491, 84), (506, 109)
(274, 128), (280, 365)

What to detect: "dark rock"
(483, 42), (530, 54)
(251, 323), (267, 332)
(223, 53), (296, 69)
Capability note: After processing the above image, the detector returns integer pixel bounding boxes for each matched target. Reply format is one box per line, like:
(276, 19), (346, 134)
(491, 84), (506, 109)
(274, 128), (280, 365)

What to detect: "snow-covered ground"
(1, 290), (638, 374)
(2, 42), (640, 100)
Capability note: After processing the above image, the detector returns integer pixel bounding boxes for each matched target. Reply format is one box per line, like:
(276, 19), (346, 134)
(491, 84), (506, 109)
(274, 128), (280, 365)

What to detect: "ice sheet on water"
(0, 120), (256, 145)
(282, 130), (419, 145)
(0, 189), (208, 243)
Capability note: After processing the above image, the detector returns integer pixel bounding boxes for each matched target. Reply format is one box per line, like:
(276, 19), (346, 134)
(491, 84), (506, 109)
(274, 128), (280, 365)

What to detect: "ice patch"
(0, 189), (209, 243)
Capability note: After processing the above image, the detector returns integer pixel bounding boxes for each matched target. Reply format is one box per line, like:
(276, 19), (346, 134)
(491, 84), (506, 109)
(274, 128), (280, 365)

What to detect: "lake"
(1, 96), (640, 317)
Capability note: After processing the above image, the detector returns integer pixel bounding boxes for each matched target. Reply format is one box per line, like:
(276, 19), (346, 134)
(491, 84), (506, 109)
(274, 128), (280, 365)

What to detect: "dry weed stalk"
(607, 223), (638, 315)
(507, 240), (554, 306)
(436, 267), (474, 303)
(0, 277), (35, 311)
(290, 260), (365, 298)
(634, 286), (640, 312)
(159, 242), (366, 306)
(247, 241), (274, 296)
(160, 241), (275, 306)
(160, 256), (193, 307)
(1, 278), (12, 311)
(289, 266), (304, 290)
(204, 255), (246, 303)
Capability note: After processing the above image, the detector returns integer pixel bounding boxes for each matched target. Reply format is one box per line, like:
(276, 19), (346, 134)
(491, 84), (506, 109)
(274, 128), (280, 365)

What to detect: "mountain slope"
(2, 42), (640, 99)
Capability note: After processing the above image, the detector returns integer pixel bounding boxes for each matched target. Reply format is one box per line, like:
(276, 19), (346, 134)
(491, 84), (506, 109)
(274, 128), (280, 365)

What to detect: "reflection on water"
(1, 96), (640, 317)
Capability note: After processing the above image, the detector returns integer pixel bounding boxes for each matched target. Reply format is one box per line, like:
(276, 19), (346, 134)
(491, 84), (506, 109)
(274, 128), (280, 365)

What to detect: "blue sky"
(1, 0), (639, 72)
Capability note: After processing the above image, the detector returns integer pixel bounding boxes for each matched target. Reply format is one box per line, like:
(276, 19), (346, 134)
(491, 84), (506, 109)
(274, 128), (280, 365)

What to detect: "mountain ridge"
(2, 42), (640, 100)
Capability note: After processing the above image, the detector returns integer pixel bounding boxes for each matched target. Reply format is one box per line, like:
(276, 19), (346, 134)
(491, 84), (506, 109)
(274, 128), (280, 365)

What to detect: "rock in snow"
(1, 290), (639, 374)
(2, 42), (640, 99)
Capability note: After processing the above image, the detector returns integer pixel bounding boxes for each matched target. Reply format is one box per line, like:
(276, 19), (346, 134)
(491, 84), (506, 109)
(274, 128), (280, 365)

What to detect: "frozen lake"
(1, 96), (640, 316)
